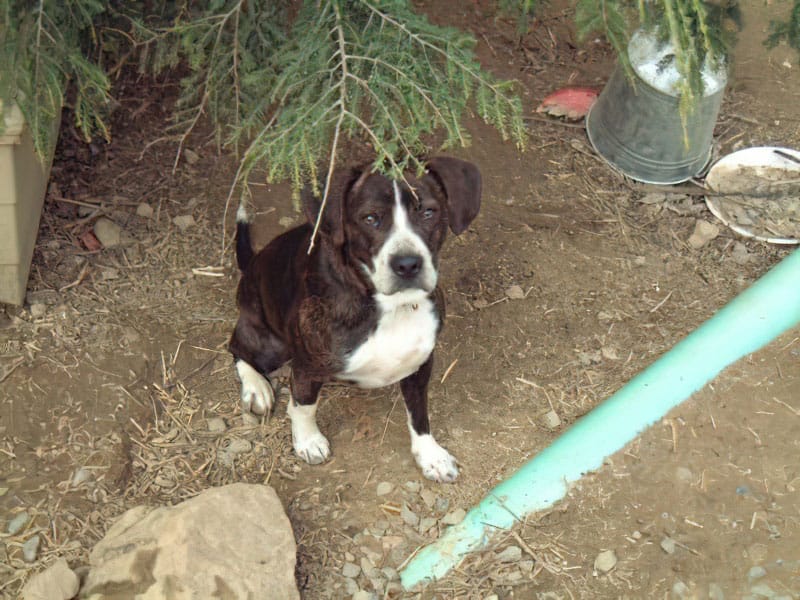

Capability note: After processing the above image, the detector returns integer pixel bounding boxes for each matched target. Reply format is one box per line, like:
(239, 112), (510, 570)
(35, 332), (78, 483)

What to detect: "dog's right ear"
(302, 167), (366, 248)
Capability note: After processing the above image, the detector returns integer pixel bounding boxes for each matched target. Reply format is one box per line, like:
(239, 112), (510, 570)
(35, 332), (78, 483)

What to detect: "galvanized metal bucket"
(586, 32), (727, 185)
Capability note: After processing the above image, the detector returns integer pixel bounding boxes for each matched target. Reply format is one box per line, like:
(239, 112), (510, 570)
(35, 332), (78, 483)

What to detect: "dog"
(229, 157), (481, 482)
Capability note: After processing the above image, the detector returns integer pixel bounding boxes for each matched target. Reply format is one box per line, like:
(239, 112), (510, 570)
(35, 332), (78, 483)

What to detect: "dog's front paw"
(413, 435), (459, 483)
(293, 431), (331, 465)
(235, 360), (274, 416)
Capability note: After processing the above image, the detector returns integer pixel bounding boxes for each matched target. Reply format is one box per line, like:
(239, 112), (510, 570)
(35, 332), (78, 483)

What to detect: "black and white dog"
(229, 157), (481, 482)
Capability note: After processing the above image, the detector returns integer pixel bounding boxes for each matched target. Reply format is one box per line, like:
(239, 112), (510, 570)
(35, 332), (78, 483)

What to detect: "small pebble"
(594, 549), (617, 573)
(419, 488), (436, 508)
(172, 214), (196, 231)
(404, 481), (421, 493)
(484, 595), (499, 600)
(381, 567), (399, 581)
(660, 537), (677, 554)
(708, 582), (725, 600)
(434, 496), (450, 512)
(519, 559), (534, 572)
(441, 508), (465, 526)
(352, 591), (376, 600)
(506, 285), (525, 300)
(29, 303), (46, 319)
(183, 148), (200, 165)
(71, 467), (92, 487)
(341, 562), (360, 578)
(418, 517), (437, 535)
(672, 579), (690, 599)
(343, 577), (359, 595)
(376, 482), (393, 497)
(748, 565), (767, 580)
(497, 545), (523, 563)
(206, 417), (227, 433)
(8, 511), (30, 535)
(93, 217), (122, 247)
(542, 409), (561, 429)
(632, 530), (642, 540)
(360, 556), (380, 579)
(19, 557), (79, 600)
(22, 534), (40, 562)
(278, 216), (296, 228)
(749, 583), (776, 598)
(401, 505), (419, 527)
(688, 219), (720, 249)
(675, 466), (693, 483)
(136, 203), (154, 218)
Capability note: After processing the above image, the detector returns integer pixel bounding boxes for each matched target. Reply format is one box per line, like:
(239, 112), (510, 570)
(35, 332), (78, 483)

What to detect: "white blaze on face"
(366, 181), (437, 296)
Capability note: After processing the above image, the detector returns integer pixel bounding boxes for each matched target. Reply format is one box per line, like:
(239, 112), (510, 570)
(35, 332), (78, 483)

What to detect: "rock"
(206, 417), (227, 433)
(418, 517), (437, 535)
(404, 481), (421, 493)
(542, 409), (561, 430)
(71, 467), (93, 487)
(434, 496), (450, 512)
(675, 467), (693, 483)
(29, 303), (46, 319)
(520, 559), (534, 572)
(671, 579), (690, 599)
(183, 148), (200, 165)
(279, 216), (296, 228)
(136, 203), (154, 218)
(640, 192), (667, 204)
(376, 482), (393, 496)
(83, 483), (299, 599)
(748, 565), (767, 580)
(497, 545), (523, 563)
(419, 489), (436, 509)
(660, 537), (677, 554)
(172, 214), (196, 232)
(381, 566), (399, 581)
(343, 577), (359, 595)
(687, 220), (720, 249)
(360, 556), (379, 578)
(93, 217), (122, 247)
(441, 508), (465, 526)
(731, 241), (752, 265)
(342, 562), (360, 578)
(594, 549), (617, 573)
(401, 505), (419, 527)
(506, 285), (525, 300)
(20, 558), (79, 600)
(708, 582), (725, 600)
(352, 591), (376, 600)
(8, 510), (30, 534)
(748, 583), (776, 598)
(22, 534), (40, 562)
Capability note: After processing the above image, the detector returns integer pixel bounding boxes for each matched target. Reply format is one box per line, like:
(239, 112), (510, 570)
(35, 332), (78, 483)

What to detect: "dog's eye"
(363, 214), (381, 228)
(422, 207), (436, 220)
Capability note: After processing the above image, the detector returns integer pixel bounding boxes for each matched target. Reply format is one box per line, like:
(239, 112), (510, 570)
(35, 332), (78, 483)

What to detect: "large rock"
(83, 483), (298, 599)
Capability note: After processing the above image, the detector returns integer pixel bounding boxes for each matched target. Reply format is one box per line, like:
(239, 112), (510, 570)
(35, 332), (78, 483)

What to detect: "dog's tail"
(235, 204), (255, 271)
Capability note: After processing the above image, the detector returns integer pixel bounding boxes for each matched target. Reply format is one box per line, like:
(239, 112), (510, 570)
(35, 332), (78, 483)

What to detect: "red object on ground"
(536, 87), (599, 120)
(80, 230), (103, 251)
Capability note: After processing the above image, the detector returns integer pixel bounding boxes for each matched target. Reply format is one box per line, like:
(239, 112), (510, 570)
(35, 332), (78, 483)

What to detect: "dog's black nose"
(390, 254), (423, 279)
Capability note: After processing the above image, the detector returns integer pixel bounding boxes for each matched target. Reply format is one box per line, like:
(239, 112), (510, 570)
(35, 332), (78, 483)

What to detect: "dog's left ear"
(424, 157), (482, 235)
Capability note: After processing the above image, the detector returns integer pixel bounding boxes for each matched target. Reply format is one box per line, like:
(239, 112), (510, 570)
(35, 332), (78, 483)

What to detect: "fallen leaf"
(536, 87), (599, 120)
(80, 230), (102, 251)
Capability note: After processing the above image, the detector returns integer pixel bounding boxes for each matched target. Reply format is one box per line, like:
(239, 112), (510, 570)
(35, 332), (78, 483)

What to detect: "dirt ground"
(1, 1), (799, 598)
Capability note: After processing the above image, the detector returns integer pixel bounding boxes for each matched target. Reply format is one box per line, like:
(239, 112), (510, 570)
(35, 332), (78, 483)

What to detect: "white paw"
(293, 430), (331, 465)
(412, 434), (459, 483)
(288, 400), (331, 465)
(235, 360), (274, 416)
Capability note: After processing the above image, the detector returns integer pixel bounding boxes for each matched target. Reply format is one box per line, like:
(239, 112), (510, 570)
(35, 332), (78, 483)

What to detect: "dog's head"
(304, 157), (481, 299)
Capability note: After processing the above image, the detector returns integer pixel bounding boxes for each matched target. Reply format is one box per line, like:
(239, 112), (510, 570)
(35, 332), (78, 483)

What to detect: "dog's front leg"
(400, 355), (459, 483)
(287, 375), (331, 465)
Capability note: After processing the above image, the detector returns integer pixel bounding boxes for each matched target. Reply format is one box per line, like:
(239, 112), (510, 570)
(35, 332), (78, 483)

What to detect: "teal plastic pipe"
(401, 248), (800, 590)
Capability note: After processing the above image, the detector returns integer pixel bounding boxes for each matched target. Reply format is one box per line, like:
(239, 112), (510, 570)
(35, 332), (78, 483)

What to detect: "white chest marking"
(339, 291), (438, 389)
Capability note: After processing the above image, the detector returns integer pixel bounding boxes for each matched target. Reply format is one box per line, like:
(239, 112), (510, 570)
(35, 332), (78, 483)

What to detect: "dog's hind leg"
(229, 317), (288, 416)
(287, 374), (331, 465)
(400, 354), (459, 483)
